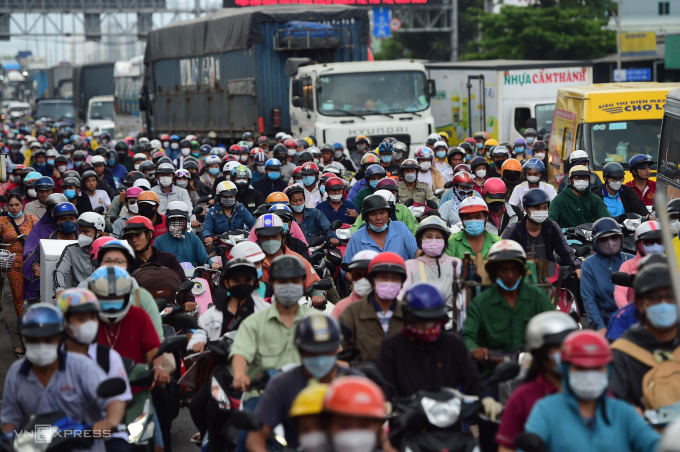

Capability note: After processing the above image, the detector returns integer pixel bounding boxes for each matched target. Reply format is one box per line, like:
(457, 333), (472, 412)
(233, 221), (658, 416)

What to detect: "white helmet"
(150, 139), (162, 150)
(166, 200), (189, 216)
(433, 140), (448, 150)
(205, 155), (221, 166)
(133, 179), (151, 190)
(133, 153), (147, 162)
(634, 221), (661, 242)
(275, 132), (286, 140)
(224, 161), (241, 174)
(91, 155), (106, 165)
(525, 311), (578, 351)
(185, 135), (197, 142)
(77, 212), (105, 233)
(230, 241), (266, 263)
(352, 249), (379, 264)
(569, 150), (589, 163)
(659, 418), (680, 452)
(374, 189), (396, 204)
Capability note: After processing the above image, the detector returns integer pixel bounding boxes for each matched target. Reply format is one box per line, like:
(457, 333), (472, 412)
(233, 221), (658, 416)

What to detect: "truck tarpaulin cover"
(143, 5), (369, 63)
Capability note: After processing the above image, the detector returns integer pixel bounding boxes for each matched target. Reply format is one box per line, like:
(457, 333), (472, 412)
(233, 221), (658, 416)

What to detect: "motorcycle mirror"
(230, 411), (263, 431)
(216, 245), (228, 256)
(310, 278), (333, 291)
(175, 314), (200, 331)
(96, 377), (127, 399)
(514, 432), (547, 452)
(155, 298), (167, 312)
(573, 245), (591, 258)
(193, 206), (204, 215)
(0, 195), (7, 204)
(336, 347), (361, 363)
(490, 361), (520, 383)
(197, 196), (211, 204)
(403, 198), (414, 207)
(153, 335), (188, 359)
(434, 188), (446, 197)
(330, 219), (342, 230)
(611, 271), (633, 287)
(444, 181), (454, 189)
(309, 251), (325, 264)
(178, 280), (194, 293)
(93, 206), (105, 214)
(309, 236), (325, 247)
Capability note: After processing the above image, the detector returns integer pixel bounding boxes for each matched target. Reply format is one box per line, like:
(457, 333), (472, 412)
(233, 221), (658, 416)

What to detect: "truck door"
(466, 75), (485, 138)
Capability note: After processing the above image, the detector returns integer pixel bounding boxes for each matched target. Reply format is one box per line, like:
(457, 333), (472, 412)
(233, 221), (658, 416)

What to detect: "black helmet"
(183, 159), (199, 171)
(124, 171), (146, 187)
(62, 170), (80, 180)
(94, 146), (108, 156)
(400, 159), (420, 170)
(139, 161), (155, 173)
(320, 143), (335, 153)
(273, 144), (287, 159)
(603, 162), (625, 179)
(532, 140), (548, 151)
(591, 217), (622, 241)
(115, 141), (129, 152)
(362, 194), (390, 215)
(221, 258), (258, 283)
(82, 170), (98, 182)
(46, 193), (69, 212)
(635, 260), (672, 297)
(294, 313), (342, 353)
(522, 188), (551, 207)
(298, 151), (313, 162)
(269, 255), (306, 281)
(62, 177), (81, 189)
(459, 142), (474, 153)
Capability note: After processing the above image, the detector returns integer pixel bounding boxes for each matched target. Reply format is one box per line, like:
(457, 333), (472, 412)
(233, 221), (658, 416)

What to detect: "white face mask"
(134, 163), (141, 171)
(287, 148), (296, 156)
(353, 277), (373, 297)
(78, 234), (94, 247)
(572, 180), (589, 192)
(608, 181), (622, 191)
(404, 173), (417, 183)
(299, 432), (329, 452)
(419, 161), (432, 171)
(27, 188), (37, 198)
(159, 176), (174, 187)
(170, 143), (179, 149)
(526, 175), (541, 184)
(25, 342), (59, 366)
(534, 152), (546, 160)
(181, 148), (191, 156)
(329, 194), (343, 203)
(568, 370), (608, 401)
(162, 141), (170, 148)
(176, 180), (188, 189)
(69, 320), (99, 344)
(57, 165), (67, 173)
(332, 430), (376, 452)
(475, 169), (486, 178)
(128, 203), (139, 214)
(528, 210), (549, 224)
(670, 220), (680, 237)
(643, 243), (665, 255)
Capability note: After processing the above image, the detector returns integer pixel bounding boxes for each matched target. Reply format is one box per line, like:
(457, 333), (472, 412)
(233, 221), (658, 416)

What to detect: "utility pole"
(616, 0), (622, 70)
(450, 0), (458, 61)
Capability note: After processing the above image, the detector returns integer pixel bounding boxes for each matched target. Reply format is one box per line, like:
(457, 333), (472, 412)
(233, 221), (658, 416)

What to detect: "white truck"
(86, 95), (116, 137)
(425, 60), (593, 144)
(288, 60), (436, 151)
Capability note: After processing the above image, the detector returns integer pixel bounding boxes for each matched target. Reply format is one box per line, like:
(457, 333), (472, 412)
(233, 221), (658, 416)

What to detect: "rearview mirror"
(94, 206), (105, 214)
(193, 206), (204, 215)
(611, 272), (633, 287)
(490, 361), (520, 383)
(175, 314), (200, 331)
(444, 181), (454, 189)
(155, 298), (167, 312)
(310, 279), (333, 292)
(434, 188), (445, 197)
(197, 196), (211, 204)
(330, 219), (342, 230)
(426, 79), (436, 98)
(292, 97), (303, 109)
(309, 236), (325, 247)
(292, 79), (304, 98)
(153, 335), (188, 359)
(514, 432), (546, 452)
(178, 280), (194, 293)
(97, 377), (127, 399)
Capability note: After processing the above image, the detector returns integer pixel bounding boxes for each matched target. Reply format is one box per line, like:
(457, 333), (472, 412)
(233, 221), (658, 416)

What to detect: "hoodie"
(548, 184), (612, 229)
(22, 213), (58, 299)
(581, 239), (633, 331)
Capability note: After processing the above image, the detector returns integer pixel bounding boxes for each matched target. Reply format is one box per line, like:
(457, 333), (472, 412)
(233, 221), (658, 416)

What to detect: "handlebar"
(0, 234), (27, 247)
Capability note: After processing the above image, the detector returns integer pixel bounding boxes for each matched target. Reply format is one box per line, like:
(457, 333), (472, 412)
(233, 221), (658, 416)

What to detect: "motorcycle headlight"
(410, 206), (425, 218)
(15, 427), (56, 452)
(211, 376), (231, 410)
(336, 229), (351, 241)
(129, 398), (152, 443)
(581, 228), (592, 242)
(623, 218), (640, 231)
(420, 396), (461, 428)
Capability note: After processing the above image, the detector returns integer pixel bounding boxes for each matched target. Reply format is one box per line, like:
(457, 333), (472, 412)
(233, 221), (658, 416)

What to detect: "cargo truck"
(73, 62), (115, 125)
(425, 60), (593, 145)
(47, 65), (73, 99)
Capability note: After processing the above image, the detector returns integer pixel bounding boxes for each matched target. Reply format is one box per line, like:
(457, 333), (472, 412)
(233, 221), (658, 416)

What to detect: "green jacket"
(354, 186), (376, 214)
(445, 230), (500, 260)
(351, 204), (419, 235)
(462, 283), (554, 353)
(548, 185), (612, 229)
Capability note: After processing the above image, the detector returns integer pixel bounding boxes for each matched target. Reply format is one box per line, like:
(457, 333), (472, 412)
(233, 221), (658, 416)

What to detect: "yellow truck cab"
(549, 82), (680, 186)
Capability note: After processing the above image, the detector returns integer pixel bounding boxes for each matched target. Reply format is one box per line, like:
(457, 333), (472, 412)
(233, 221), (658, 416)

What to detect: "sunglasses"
(642, 238), (662, 246)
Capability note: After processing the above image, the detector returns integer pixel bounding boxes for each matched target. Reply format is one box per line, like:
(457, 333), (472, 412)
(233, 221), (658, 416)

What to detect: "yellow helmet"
(484, 139), (498, 147)
(438, 131), (449, 142)
(289, 383), (329, 418)
(305, 137), (314, 147)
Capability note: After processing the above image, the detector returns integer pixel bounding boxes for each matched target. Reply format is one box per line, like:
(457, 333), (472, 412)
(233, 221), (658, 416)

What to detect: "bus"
(113, 55), (144, 139)
(657, 88), (680, 202)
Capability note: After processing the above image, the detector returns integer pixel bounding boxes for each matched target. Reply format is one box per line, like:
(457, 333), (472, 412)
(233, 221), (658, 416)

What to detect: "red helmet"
(283, 139), (297, 149)
(464, 137), (476, 145)
(453, 164), (471, 174)
(122, 216), (155, 237)
(300, 162), (319, 175)
(293, 166), (302, 176)
(325, 177), (344, 191)
(482, 178), (506, 197)
(452, 171), (473, 188)
(223, 154), (238, 162)
(90, 236), (116, 262)
(323, 376), (386, 419)
(160, 134), (170, 141)
(229, 144), (243, 154)
(249, 147), (264, 157)
(561, 330), (612, 368)
(368, 252), (406, 278)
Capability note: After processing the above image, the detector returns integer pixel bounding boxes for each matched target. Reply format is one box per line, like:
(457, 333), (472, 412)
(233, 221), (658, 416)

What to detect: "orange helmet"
(501, 158), (522, 175)
(137, 191), (160, 205)
(266, 192), (289, 205)
(323, 376), (386, 419)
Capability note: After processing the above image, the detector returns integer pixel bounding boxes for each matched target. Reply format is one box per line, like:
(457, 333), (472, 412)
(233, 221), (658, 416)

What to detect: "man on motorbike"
(508, 158), (557, 211)
(202, 181), (256, 246)
(267, 204), (310, 259)
(581, 218), (634, 336)
(487, 145), (509, 179)
(316, 176), (358, 225)
(333, 250), (379, 319)
(24, 176), (54, 220)
(248, 313), (362, 451)
(470, 156), (490, 195)
(625, 154), (656, 207)
(231, 165), (265, 215)
(462, 240), (554, 362)
(253, 158), (288, 198)
(557, 150), (604, 194)
(347, 153), (380, 203)
(397, 159), (436, 204)
(524, 330), (660, 452)
(288, 384), (329, 451)
(154, 200), (211, 268)
(350, 135), (372, 169)
(594, 162), (649, 219)
(230, 241), (271, 299)
(439, 171), (475, 226)
(549, 165), (612, 229)
(355, 164), (386, 214)
(286, 185), (338, 246)
(445, 197), (500, 261)
(296, 162), (324, 208)
(352, 181), (418, 235)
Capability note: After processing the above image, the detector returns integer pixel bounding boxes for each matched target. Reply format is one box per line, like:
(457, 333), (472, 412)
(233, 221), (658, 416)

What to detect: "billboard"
(223, 0), (442, 7)
(7, 0), (165, 11)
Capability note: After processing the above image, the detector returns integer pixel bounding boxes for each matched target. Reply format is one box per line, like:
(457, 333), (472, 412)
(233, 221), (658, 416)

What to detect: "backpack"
(131, 261), (184, 305)
(611, 338), (680, 413)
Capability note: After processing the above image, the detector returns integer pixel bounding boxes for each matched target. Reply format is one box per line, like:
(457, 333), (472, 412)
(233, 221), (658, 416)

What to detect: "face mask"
(134, 164), (141, 171)
(670, 220), (680, 237)
(375, 281), (401, 300)
(394, 152), (405, 161)
(368, 222), (388, 233)
(329, 194), (343, 203)
(47, 159), (55, 166)
(527, 175), (541, 184)
(106, 158), (115, 166)
(229, 283), (255, 300)
(74, 161), (83, 167)
(435, 151), (447, 159)
(303, 176), (316, 187)
(262, 239), (282, 255)
(608, 181), (622, 191)
(63, 189), (76, 200)
(369, 180), (379, 189)
(170, 143), (179, 149)
(209, 167), (220, 176)
(57, 165), (67, 173)
(515, 146), (525, 153)
(100, 299), (125, 311)
(287, 148), (296, 156)
(463, 219), (485, 237)
(526, 137), (535, 144)
(302, 355), (337, 379)
(181, 148), (191, 156)
(597, 235), (622, 256)
(299, 432), (329, 452)
(497, 277), (522, 291)
(381, 155), (392, 164)
(475, 169), (487, 179)
(11, 148), (19, 154)
(163, 141), (170, 148)
(569, 370), (608, 400)
(528, 210), (549, 224)
(158, 176), (173, 188)
(332, 430), (376, 452)
(572, 180), (589, 192)
(404, 173), (417, 183)
(319, 185), (326, 195)
(287, 204), (303, 214)
(488, 202), (504, 214)
(138, 204), (156, 219)
(274, 283), (303, 306)
(176, 180), (188, 189)
(283, 223), (289, 234)
(402, 322), (443, 343)
(77, 234), (94, 247)
(127, 202), (139, 214)
(356, 144), (366, 152)
(642, 243), (665, 255)
(27, 188), (37, 198)
(353, 278), (373, 297)
(240, 155), (249, 163)
(268, 171), (280, 180)
(25, 343), (59, 367)
(534, 152), (545, 160)
(420, 161), (432, 171)
(8, 210), (22, 218)
(69, 320), (99, 344)
(58, 220), (76, 235)
(256, 165), (266, 174)
(476, 142), (483, 149)
(220, 198), (236, 208)
(256, 268), (263, 279)
(422, 238), (445, 257)
(191, 152), (201, 158)
(644, 302), (678, 329)
(334, 150), (344, 159)
(13, 175), (22, 183)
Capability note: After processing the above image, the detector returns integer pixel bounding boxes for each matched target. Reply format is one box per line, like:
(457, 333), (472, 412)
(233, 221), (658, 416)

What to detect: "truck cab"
(289, 60), (435, 152)
(87, 95), (115, 137)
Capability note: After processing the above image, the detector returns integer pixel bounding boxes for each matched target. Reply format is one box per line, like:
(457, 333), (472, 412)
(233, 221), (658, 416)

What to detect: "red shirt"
(625, 179), (656, 206)
(495, 373), (558, 448)
(153, 213), (167, 240)
(98, 306), (161, 364)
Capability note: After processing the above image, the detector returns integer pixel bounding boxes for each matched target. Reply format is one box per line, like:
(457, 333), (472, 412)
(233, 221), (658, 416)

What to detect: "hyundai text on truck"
(142, 5), (435, 149)
(425, 60), (593, 145)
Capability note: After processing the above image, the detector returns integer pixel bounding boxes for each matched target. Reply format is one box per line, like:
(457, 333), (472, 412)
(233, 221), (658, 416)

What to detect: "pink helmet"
(125, 187), (143, 199)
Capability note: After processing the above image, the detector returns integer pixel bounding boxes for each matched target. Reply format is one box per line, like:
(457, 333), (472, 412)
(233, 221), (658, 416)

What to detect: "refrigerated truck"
(425, 60), (593, 145)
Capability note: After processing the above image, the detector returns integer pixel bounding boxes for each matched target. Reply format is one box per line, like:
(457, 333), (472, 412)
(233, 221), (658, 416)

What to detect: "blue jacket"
(251, 170), (266, 184)
(581, 241), (633, 331)
(347, 179), (367, 203)
(252, 177), (288, 199)
(524, 371), (659, 452)
(294, 207), (337, 245)
(107, 163), (127, 189)
(154, 228), (211, 267)
(165, 146), (180, 161)
(315, 199), (357, 225)
(343, 221), (418, 269)
(202, 202), (255, 239)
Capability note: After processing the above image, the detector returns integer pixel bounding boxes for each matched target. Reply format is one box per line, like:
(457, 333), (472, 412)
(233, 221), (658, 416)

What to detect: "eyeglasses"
(101, 259), (127, 265)
(146, 172), (156, 178)
(643, 293), (676, 306)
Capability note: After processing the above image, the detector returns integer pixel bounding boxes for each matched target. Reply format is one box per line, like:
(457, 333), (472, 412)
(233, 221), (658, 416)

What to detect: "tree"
(460, 0), (616, 61)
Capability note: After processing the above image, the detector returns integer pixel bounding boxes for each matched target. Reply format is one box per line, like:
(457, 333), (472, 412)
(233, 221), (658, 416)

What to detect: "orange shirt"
(261, 247), (319, 290)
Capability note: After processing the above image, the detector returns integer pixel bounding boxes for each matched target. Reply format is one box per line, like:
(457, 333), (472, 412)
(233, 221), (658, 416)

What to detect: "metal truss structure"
(390, 4), (454, 32)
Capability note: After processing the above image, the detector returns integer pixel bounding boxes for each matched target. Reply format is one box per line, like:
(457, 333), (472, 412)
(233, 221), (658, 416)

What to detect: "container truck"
(73, 62), (115, 125)
(425, 60), (593, 145)
(47, 65), (73, 98)
(143, 5), (436, 149)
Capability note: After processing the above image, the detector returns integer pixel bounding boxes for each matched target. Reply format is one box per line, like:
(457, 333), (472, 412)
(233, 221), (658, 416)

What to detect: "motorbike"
(297, 278), (334, 315)
(308, 220), (351, 299)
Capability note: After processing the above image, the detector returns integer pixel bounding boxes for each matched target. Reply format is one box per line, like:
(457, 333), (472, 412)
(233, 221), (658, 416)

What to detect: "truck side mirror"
(292, 79), (304, 98)
(292, 97), (303, 109)
(427, 80), (436, 99)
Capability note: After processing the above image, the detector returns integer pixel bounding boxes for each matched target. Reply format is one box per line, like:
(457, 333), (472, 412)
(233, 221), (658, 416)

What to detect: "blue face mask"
(302, 355), (337, 379)
(74, 161), (82, 167)
(497, 277), (522, 291)
(369, 222), (388, 233)
(526, 137), (535, 144)
(63, 189), (76, 200)
(291, 204), (304, 213)
(319, 185), (326, 194)
(191, 152), (201, 158)
(100, 299), (125, 311)
(35, 162), (45, 167)
(107, 158), (116, 166)
(381, 155), (392, 164)
(369, 180), (379, 189)
(436, 151), (447, 159)
(463, 219), (485, 237)
(646, 303), (679, 329)
(57, 220), (76, 235)
(47, 159), (55, 166)
(303, 176), (315, 187)
(515, 146), (524, 153)
(465, 154), (471, 162)
(476, 142), (483, 150)
(268, 171), (280, 181)
(256, 268), (263, 279)
(283, 223), (289, 234)
(8, 210), (22, 218)
(208, 167), (220, 176)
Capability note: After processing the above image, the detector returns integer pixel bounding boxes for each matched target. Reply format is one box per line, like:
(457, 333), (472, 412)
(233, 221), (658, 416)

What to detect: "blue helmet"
(200, 144), (212, 155)
(592, 217), (622, 241)
(403, 282), (448, 319)
(35, 176), (56, 191)
(53, 202), (78, 219)
(170, 135), (180, 141)
(333, 142), (343, 150)
(268, 204), (293, 221)
(378, 142), (393, 154)
(628, 154), (655, 171)
(265, 158), (282, 169)
(20, 303), (64, 338)
(522, 188), (551, 207)
(365, 164), (386, 180)
(294, 313), (342, 353)
(254, 153), (268, 165)
(522, 158), (545, 174)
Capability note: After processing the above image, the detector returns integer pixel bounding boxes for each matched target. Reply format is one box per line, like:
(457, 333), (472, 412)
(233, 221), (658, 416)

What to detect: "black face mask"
(488, 202), (504, 213)
(235, 182), (249, 192)
(138, 205), (156, 219)
(229, 283), (255, 300)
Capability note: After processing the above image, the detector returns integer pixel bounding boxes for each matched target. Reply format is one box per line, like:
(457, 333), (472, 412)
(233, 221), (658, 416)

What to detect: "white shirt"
(508, 181), (557, 212)
(294, 182), (324, 208)
(87, 189), (111, 209)
(418, 170), (433, 190)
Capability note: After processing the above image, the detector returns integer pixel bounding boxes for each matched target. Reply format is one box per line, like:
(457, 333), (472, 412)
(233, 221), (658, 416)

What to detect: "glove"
(482, 396), (502, 422)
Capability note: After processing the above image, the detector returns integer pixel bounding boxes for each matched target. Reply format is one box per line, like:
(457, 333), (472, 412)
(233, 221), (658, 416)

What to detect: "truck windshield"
(90, 101), (114, 120)
(317, 71), (429, 116)
(588, 119), (660, 171)
(35, 102), (75, 119)
(535, 103), (555, 137)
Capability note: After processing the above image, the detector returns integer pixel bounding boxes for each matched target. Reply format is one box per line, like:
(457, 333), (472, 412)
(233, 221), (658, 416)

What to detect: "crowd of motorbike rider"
(0, 121), (679, 452)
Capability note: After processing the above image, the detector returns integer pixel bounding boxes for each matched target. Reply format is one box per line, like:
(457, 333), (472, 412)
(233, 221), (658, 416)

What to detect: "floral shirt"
(0, 214), (38, 268)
